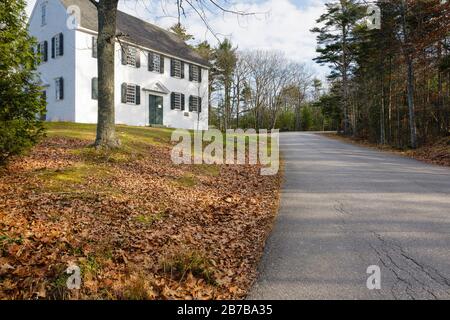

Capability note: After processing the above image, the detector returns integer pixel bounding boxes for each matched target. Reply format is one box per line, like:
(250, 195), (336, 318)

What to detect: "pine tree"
(0, 0), (45, 164)
(311, 0), (365, 135)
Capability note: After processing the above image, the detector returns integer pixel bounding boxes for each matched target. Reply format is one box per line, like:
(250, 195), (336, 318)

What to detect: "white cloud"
(25, 0), (328, 79)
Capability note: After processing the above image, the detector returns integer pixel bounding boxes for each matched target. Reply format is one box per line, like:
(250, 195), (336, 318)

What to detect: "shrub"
(0, 0), (46, 164)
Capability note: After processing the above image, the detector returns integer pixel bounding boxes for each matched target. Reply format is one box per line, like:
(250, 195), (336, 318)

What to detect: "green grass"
(45, 122), (174, 147)
(135, 211), (169, 225)
(33, 164), (112, 192)
(175, 174), (197, 187)
(195, 164), (220, 176)
(44, 122), (176, 165)
(161, 250), (216, 285)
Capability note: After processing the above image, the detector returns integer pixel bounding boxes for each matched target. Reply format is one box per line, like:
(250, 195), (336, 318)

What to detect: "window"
(152, 54), (161, 72)
(92, 37), (97, 58)
(121, 83), (141, 105)
(171, 92), (185, 110)
(41, 3), (47, 26)
(189, 65), (201, 82)
(91, 78), (98, 100)
(171, 59), (184, 78)
(148, 52), (164, 73)
(126, 84), (136, 104)
(122, 45), (140, 67)
(37, 41), (48, 63)
(189, 96), (202, 112)
(127, 47), (137, 67)
(55, 78), (64, 101)
(52, 33), (63, 58)
(55, 36), (60, 56)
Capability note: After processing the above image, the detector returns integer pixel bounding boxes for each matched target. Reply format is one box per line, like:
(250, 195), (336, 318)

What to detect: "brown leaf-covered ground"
(0, 123), (281, 300)
(322, 133), (450, 167)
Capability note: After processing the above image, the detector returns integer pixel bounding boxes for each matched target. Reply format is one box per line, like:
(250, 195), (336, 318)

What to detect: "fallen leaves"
(0, 130), (281, 300)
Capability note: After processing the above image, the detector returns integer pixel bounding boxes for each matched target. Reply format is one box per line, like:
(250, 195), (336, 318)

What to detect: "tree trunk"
(406, 56), (417, 148)
(95, 0), (120, 148)
(388, 56), (393, 143)
(437, 42), (443, 134)
(341, 18), (350, 136)
(381, 75), (385, 144)
(401, 0), (417, 148)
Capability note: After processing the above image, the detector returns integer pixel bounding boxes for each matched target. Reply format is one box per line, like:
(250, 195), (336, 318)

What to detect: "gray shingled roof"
(60, 0), (209, 67)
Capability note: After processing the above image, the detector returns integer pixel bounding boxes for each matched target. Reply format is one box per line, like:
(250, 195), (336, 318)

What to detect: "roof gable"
(60, 0), (209, 67)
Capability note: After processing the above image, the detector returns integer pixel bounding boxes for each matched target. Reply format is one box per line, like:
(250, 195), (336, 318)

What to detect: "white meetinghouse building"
(28, 0), (209, 130)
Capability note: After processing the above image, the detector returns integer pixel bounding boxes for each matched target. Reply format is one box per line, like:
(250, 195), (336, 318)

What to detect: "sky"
(25, 0), (329, 79)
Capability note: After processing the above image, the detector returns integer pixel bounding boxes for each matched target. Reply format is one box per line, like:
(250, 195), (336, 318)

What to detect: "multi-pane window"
(126, 84), (136, 104)
(55, 78), (64, 101)
(171, 92), (185, 110)
(127, 46), (137, 67)
(121, 83), (140, 105)
(39, 42), (45, 56)
(92, 37), (98, 58)
(91, 78), (98, 100)
(152, 54), (161, 73)
(173, 93), (181, 109)
(54, 35), (60, 57)
(189, 96), (202, 112)
(172, 59), (182, 78)
(41, 3), (47, 26)
(191, 65), (200, 82)
(37, 41), (48, 62)
(52, 33), (63, 58)
(149, 52), (164, 73)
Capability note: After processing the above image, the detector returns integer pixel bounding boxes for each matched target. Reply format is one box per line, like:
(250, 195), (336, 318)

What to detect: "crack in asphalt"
(333, 200), (450, 300)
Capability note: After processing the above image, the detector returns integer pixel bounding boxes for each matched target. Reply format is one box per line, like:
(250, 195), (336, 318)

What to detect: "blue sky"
(26, 0), (329, 79)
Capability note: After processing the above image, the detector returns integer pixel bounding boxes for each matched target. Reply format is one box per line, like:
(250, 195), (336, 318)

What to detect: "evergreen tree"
(214, 39), (237, 130)
(0, 0), (45, 164)
(169, 22), (194, 43)
(311, 0), (365, 135)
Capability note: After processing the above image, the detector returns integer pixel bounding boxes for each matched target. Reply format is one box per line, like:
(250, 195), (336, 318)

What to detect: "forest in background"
(312, 0), (450, 148)
(185, 0), (450, 150)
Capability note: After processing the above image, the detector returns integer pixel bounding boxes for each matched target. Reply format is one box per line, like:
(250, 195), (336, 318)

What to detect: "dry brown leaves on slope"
(0, 135), (281, 300)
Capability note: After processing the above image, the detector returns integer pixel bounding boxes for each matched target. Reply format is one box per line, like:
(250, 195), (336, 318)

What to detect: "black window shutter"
(189, 96), (193, 112)
(198, 67), (202, 83)
(181, 62), (185, 79)
(51, 37), (55, 58)
(181, 93), (185, 111)
(59, 77), (64, 100)
(37, 43), (41, 59)
(43, 41), (48, 62)
(198, 97), (202, 113)
(121, 45), (128, 65)
(92, 37), (97, 58)
(170, 59), (175, 77)
(148, 52), (154, 71)
(189, 64), (193, 82)
(135, 50), (141, 68)
(135, 85), (141, 105)
(160, 55), (165, 74)
(121, 83), (127, 103)
(59, 33), (64, 56)
(91, 78), (98, 100)
(170, 92), (175, 110)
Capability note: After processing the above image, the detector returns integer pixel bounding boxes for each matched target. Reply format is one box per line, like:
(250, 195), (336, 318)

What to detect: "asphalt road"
(248, 132), (450, 300)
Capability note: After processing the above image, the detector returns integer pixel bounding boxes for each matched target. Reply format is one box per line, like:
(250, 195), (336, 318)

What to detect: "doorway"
(149, 95), (163, 126)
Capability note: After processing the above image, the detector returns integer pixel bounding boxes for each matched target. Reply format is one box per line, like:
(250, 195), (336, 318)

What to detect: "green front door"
(149, 95), (164, 126)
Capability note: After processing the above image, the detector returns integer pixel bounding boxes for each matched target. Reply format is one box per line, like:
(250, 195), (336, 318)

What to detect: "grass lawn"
(0, 123), (281, 300)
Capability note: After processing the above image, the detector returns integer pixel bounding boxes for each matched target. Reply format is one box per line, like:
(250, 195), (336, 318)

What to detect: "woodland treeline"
(312, 0), (450, 148)
(185, 0), (450, 149)
(171, 24), (327, 132)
